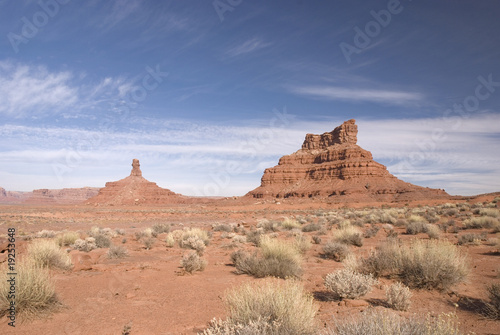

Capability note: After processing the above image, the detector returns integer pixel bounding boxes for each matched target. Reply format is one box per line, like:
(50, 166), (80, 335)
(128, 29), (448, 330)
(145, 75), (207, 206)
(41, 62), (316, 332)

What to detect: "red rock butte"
(247, 119), (449, 202)
(86, 159), (182, 206)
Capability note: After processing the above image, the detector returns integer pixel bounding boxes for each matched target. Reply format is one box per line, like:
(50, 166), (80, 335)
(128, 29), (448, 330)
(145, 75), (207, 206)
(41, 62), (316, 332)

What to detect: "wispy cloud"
(100, 0), (141, 30)
(0, 61), (77, 117)
(289, 85), (424, 105)
(226, 37), (272, 57)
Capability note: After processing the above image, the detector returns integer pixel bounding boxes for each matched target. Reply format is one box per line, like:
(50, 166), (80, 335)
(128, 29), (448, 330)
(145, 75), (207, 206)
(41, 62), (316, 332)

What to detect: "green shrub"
(222, 279), (317, 335)
(324, 269), (377, 299)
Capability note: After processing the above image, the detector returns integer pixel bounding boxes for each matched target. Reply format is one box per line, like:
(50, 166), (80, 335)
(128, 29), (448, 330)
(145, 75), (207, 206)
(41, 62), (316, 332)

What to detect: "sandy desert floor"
(0, 196), (499, 335)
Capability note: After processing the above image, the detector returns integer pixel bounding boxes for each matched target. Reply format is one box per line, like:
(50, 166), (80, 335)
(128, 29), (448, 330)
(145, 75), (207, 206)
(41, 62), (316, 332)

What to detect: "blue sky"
(0, 0), (499, 196)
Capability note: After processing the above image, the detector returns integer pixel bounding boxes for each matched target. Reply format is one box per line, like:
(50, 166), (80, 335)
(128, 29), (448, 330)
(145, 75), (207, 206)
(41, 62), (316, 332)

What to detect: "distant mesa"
(86, 159), (182, 206)
(247, 119), (449, 202)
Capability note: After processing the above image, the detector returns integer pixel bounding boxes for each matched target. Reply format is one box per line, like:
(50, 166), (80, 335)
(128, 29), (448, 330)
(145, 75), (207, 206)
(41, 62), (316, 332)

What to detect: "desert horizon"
(1, 1), (499, 334)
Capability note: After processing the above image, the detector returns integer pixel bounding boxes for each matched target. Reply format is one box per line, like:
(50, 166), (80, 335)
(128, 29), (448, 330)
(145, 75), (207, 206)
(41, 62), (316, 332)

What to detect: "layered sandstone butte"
(23, 187), (100, 204)
(0, 187), (30, 203)
(247, 119), (449, 202)
(86, 159), (182, 205)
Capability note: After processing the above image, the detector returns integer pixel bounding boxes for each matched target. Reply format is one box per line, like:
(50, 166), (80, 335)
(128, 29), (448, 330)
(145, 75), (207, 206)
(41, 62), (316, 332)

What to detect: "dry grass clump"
(322, 242), (350, 262)
(56, 231), (80, 246)
(245, 229), (264, 246)
(179, 228), (210, 246)
(72, 237), (97, 252)
(89, 226), (117, 238)
(107, 245), (128, 259)
(333, 226), (363, 247)
(426, 224), (441, 239)
(142, 237), (155, 250)
(302, 222), (322, 232)
(152, 223), (170, 234)
(180, 235), (206, 255)
(257, 219), (280, 233)
(232, 235), (247, 244)
(480, 208), (499, 218)
(0, 260), (59, 319)
(458, 233), (487, 245)
(181, 250), (207, 274)
(463, 216), (499, 229)
(165, 234), (176, 247)
(94, 234), (111, 248)
(27, 239), (72, 270)
(281, 217), (301, 230)
(232, 236), (302, 279)
(405, 221), (429, 235)
(35, 230), (56, 238)
(324, 309), (466, 335)
(385, 282), (412, 311)
(325, 269), (377, 299)
(293, 235), (311, 254)
(358, 239), (469, 290)
(213, 279), (317, 335)
(486, 283), (500, 319)
(213, 223), (233, 232)
(324, 269), (377, 299)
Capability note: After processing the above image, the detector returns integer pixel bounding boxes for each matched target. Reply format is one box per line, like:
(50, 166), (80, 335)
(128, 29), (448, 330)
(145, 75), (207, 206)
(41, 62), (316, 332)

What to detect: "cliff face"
(86, 159), (182, 206)
(247, 119), (449, 201)
(23, 187), (100, 204)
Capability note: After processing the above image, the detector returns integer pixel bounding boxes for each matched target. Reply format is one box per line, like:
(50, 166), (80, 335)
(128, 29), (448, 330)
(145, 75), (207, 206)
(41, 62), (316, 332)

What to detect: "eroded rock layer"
(247, 119), (448, 201)
(86, 159), (183, 205)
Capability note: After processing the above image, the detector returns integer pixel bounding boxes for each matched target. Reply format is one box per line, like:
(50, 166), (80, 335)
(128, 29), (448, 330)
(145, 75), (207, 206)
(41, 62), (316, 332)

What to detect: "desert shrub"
(90, 226), (116, 238)
(338, 220), (352, 230)
(115, 228), (126, 235)
(463, 216), (499, 229)
(200, 317), (281, 335)
(363, 225), (380, 238)
(165, 234), (175, 247)
(322, 242), (350, 262)
(152, 223), (170, 234)
(480, 208), (499, 218)
(405, 221), (428, 235)
(94, 234), (111, 248)
(56, 231), (80, 246)
(231, 235), (246, 244)
(213, 224), (233, 232)
(333, 226), (363, 247)
(180, 235), (206, 255)
(221, 279), (317, 335)
(180, 228), (210, 246)
(359, 239), (469, 290)
(445, 208), (458, 216)
(293, 235), (311, 254)
(181, 250), (207, 273)
(232, 237), (302, 279)
(302, 223), (322, 232)
(35, 230), (56, 238)
(142, 237), (155, 250)
(27, 239), (72, 270)
(486, 283), (500, 319)
(72, 237), (97, 252)
(458, 233), (487, 245)
(281, 218), (301, 230)
(246, 229), (263, 246)
(0, 260), (59, 318)
(324, 309), (466, 335)
(426, 224), (441, 239)
(385, 282), (412, 311)
(257, 220), (280, 232)
(107, 245), (128, 259)
(312, 235), (322, 244)
(324, 269), (377, 299)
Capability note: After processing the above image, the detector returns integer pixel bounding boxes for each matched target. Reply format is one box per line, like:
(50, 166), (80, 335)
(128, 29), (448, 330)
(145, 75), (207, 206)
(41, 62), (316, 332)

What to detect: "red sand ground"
(0, 197), (499, 335)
